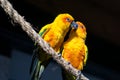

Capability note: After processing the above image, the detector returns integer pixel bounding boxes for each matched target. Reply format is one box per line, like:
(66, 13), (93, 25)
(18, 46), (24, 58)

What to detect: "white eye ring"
(80, 26), (84, 29)
(66, 18), (70, 22)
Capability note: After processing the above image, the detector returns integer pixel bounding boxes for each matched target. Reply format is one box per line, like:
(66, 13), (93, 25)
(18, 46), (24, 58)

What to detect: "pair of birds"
(30, 13), (88, 80)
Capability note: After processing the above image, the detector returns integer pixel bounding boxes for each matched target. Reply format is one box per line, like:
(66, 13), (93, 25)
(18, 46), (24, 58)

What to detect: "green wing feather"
(39, 24), (51, 37)
(30, 24), (51, 80)
(84, 45), (88, 66)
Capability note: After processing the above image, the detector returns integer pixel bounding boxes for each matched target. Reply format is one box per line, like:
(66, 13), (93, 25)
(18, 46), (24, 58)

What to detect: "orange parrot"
(30, 13), (78, 80)
(62, 21), (88, 80)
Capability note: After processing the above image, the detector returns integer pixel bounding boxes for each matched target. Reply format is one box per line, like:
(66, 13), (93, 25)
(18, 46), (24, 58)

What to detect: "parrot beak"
(70, 21), (78, 29)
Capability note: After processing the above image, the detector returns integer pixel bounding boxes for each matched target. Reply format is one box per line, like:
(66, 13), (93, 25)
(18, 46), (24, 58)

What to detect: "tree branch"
(0, 0), (89, 80)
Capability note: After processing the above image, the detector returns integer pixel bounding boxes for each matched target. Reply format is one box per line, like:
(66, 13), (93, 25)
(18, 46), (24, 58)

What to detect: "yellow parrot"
(30, 13), (78, 80)
(62, 21), (88, 80)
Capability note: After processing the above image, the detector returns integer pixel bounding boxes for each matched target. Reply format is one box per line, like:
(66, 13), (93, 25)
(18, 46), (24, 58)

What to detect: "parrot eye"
(66, 18), (71, 22)
(80, 26), (84, 29)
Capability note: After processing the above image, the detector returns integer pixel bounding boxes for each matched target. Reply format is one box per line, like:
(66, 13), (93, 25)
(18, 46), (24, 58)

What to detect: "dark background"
(0, 0), (120, 80)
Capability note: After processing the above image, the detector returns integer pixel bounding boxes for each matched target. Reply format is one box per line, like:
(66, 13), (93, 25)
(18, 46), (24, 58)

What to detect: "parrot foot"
(66, 61), (70, 65)
(57, 52), (62, 57)
(47, 43), (50, 47)
(76, 70), (81, 80)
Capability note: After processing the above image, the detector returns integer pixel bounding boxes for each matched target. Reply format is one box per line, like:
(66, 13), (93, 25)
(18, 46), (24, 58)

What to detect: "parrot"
(30, 13), (78, 80)
(61, 21), (88, 80)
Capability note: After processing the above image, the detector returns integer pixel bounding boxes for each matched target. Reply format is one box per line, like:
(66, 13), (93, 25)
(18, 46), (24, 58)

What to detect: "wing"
(84, 45), (88, 65)
(30, 24), (51, 80)
(39, 24), (51, 37)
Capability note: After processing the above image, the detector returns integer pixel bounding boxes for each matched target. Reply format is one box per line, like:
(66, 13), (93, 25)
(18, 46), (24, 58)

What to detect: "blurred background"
(0, 0), (120, 80)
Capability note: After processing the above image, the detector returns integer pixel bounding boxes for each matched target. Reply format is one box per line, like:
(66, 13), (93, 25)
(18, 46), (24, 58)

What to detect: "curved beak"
(70, 21), (78, 29)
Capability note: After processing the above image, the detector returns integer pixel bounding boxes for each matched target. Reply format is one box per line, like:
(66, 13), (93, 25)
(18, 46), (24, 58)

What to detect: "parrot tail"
(30, 47), (51, 80)
(30, 47), (43, 80)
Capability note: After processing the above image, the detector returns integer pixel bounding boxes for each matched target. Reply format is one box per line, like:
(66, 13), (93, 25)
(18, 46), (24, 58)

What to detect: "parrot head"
(70, 21), (87, 39)
(53, 13), (78, 30)
(76, 21), (87, 39)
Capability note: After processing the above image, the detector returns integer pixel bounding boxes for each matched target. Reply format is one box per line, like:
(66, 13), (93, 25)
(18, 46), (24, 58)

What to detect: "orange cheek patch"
(62, 17), (67, 23)
(62, 17), (72, 23)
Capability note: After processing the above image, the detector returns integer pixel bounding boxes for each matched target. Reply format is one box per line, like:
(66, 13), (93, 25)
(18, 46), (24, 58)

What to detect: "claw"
(78, 70), (81, 75)
(57, 52), (62, 57)
(76, 70), (81, 80)
(66, 61), (70, 65)
(47, 43), (50, 47)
